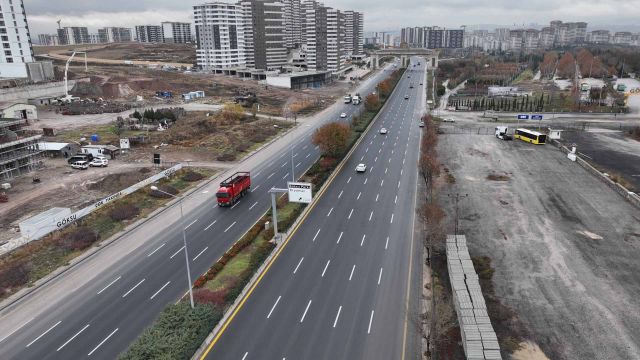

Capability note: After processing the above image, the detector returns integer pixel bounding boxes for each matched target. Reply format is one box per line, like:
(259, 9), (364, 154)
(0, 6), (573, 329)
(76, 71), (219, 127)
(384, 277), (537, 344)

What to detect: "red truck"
(216, 172), (251, 206)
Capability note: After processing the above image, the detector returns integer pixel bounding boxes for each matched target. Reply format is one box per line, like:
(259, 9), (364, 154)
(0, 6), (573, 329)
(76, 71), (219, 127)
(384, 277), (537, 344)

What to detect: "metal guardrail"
(446, 234), (502, 360)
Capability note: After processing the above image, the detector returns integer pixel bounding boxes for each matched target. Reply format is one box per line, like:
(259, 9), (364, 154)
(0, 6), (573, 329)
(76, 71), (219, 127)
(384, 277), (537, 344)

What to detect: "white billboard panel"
(287, 182), (312, 204)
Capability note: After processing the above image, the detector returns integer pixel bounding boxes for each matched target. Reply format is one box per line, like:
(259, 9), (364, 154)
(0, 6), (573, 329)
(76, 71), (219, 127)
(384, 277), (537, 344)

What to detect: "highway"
(200, 60), (426, 360)
(0, 65), (396, 360)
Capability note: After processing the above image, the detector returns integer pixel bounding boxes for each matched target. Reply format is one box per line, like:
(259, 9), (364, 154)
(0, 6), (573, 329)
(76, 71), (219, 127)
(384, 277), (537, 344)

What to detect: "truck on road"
(352, 93), (361, 105)
(344, 94), (352, 104)
(495, 126), (512, 140)
(216, 172), (251, 206)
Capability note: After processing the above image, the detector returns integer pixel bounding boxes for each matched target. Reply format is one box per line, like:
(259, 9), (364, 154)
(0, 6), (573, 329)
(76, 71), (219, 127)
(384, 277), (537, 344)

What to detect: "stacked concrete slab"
(446, 234), (502, 360)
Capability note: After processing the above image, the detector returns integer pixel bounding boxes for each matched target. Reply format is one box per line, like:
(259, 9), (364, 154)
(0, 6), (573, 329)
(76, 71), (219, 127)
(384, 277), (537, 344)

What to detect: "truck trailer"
(216, 172), (251, 206)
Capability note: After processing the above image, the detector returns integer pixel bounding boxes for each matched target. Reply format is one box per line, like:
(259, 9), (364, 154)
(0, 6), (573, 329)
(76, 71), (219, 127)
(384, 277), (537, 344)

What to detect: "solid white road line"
(122, 279), (145, 298)
(147, 243), (165, 257)
(385, 237), (389, 250)
(360, 155), (364, 161)
(365, 147), (369, 153)
(150, 281), (171, 300)
(375, 194), (379, 202)
(231, 201), (241, 209)
(249, 202), (258, 210)
(26, 320), (62, 347)
(380, 179), (384, 187)
(321, 260), (331, 277)
(282, 173), (289, 180)
(251, 185), (261, 192)
(170, 246), (185, 259)
(400, 169), (403, 176)
(0, 317), (34, 344)
(97, 276), (122, 295)
(338, 190), (343, 198)
(391, 213), (394, 223)
(368, 310), (375, 334)
(57, 324), (90, 351)
(224, 221), (237, 232)
(281, 162), (287, 168)
(378, 268), (383, 285)
(300, 300), (312, 323)
(337, 231), (344, 244)
(204, 220), (217, 231)
(349, 265), (356, 280)
(327, 207), (333, 216)
(267, 173), (275, 179)
(242, 352), (249, 360)
(294, 257), (304, 274)
(364, 178), (368, 185)
(361, 234), (366, 246)
(357, 192), (361, 200)
(296, 162), (301, 168)
(267, 296), (282, 319)
(87, 328), (118, 356)
(370, 165), (374, 172)
(333, 306), (343, 328)
(312, 228), (321, 242)
(306, 153), (311, 158)
(193, 247), (208, 261)
(348, 209), (354, 219)
(385, 167), (388, 174)
(347, 177), (351, 184)
(398, 180), (401, 189)
(369, 211), (374, 221)
(185, 219), (198, 229)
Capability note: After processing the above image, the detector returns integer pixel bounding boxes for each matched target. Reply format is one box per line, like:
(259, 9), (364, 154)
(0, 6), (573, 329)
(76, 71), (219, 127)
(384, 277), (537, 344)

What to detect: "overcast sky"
(25, 0), (640, 35)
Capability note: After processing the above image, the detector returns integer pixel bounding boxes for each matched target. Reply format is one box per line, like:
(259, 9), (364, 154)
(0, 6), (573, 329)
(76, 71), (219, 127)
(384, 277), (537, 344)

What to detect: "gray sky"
(25, 0), (640, 35)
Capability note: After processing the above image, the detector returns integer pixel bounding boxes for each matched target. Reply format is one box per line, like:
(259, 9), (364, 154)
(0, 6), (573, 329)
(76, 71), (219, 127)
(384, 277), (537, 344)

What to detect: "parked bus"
(514, 128), (547, 144)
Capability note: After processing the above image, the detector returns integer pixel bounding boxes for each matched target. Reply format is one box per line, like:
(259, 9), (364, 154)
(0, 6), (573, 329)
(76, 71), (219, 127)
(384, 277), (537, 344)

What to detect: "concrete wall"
(0, 63), (29, 78)
(0, 80), (75, 102)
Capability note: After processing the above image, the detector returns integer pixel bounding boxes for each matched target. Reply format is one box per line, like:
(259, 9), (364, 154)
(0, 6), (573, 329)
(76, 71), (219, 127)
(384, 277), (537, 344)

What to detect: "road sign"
(287, 182), (312, 204)
(517, 114), (529, 120)
(531, 114), (543, 120)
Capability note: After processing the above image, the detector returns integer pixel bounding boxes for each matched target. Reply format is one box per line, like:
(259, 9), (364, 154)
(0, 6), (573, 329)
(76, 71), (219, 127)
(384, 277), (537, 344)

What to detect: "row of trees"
(449, 94), (549, 112)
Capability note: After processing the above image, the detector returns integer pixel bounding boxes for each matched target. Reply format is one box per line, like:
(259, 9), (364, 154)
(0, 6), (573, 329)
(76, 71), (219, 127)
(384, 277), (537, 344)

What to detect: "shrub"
(0, 259), (32, 290)
(193, 288), (227, 308)
(216, 153), (236, 162)
(109, 203), (140, 221)
(182, 171), (204, 182)
(119, 302), (222, 360)
(234, 143), (250, 153)
(150, 184), (178, 198)
(58, 226), (99, 251)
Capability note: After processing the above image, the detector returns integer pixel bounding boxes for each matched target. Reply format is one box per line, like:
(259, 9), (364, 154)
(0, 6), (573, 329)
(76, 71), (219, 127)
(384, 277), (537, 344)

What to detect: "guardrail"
(446, 234), (502, 360)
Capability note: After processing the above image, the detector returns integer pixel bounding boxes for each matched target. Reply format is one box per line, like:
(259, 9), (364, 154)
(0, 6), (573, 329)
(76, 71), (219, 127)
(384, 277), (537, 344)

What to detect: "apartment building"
(282, 0), (303, 48)
(193, 2), (245, 70)
(400, 26), (464, 48)
(0, 0), (34, 78)
(239, 0), (287, 70)
(161, 22), (192, 43)
(344, 10), (363, 56)
(613, 31), (633, 45)
(98, 27), (132, 43)
(587, 30), (610, 44)
(304, 1), (348, 73)
(135, 25), (163, 43)
(57, 27), (89, 45)
(37, 34), (58, 46)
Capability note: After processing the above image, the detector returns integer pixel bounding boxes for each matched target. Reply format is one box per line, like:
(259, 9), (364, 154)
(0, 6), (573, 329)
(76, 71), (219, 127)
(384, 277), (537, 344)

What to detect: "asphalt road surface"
(199, 61), (426, 360)
(0, 65), (397, 360)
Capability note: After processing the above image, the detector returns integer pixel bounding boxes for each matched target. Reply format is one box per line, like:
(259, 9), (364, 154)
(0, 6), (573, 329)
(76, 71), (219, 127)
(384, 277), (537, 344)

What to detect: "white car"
(404, 95), (409, 100)
(340, 112), (347, 118)
(71, 160), (89, 170)
(380, 128), (388, 134)
(90, 158), (109, 167)
(355, 163), (367, 173)
(443, 118), (455, 123)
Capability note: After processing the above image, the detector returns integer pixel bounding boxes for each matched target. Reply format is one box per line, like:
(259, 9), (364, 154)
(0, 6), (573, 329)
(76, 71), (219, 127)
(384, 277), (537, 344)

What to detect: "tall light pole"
(150, 185), (194, 308)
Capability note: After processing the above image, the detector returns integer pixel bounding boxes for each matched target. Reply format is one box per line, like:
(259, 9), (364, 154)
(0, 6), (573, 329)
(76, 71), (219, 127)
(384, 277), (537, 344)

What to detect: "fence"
(551, 140), (640, 209)
(447, 234), (502, 360)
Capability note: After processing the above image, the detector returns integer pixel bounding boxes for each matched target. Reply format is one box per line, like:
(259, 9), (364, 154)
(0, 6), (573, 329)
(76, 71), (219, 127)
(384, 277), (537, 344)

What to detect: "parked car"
(71, 160), (89, 170)
(380, 128), (388, 134)
(89, 158), (109, 167)
(355, 163), (367, 173)
(340, 112), (347, 118)
(443, 118), (455, 123)
(404, 95), (409, 99)
(67, 154), (93, 164)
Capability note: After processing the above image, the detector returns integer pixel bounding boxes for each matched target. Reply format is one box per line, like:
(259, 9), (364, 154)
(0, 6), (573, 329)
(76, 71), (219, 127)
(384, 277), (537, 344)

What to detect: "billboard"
(287, 182), (312, 204)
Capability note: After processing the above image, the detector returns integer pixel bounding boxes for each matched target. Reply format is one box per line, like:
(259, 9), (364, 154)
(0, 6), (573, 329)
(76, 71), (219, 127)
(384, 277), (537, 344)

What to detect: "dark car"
(67, 154), (94, 164)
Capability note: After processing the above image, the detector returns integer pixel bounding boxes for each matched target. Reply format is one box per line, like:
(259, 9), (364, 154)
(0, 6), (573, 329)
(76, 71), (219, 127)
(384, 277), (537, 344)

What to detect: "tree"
(312, 122), (352, 158)
(557, 52), (576, 78)
(377, 81), (391, 98)
(132, 110), (142, 121)
(364, 94), (380, 112)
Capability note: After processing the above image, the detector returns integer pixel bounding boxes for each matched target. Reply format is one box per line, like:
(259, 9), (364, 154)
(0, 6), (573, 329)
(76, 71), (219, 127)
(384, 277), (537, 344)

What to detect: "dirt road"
(438, 134), (640, 359)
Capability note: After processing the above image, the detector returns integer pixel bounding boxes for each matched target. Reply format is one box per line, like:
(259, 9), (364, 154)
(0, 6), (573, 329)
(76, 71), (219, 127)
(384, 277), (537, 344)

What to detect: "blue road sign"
(531, 114), (543, 120)
(517, 114), (529, 120)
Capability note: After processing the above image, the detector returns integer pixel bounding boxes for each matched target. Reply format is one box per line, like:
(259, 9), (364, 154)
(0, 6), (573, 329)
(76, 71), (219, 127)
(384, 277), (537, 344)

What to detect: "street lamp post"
(150, 185), (195, 308)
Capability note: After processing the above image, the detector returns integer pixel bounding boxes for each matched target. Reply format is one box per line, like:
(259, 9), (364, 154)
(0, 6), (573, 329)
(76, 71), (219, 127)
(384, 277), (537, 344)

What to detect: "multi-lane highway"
(0, 65), (397, 360)
(200, 60), (426, 360)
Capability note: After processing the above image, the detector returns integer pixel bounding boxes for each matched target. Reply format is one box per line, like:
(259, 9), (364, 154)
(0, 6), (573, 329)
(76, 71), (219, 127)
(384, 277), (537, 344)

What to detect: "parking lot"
(438, 134), (640, 359)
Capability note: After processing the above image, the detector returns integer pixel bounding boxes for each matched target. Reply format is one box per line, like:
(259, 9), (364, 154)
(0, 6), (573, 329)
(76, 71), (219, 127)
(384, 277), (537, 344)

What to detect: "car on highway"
(380, 128), (388, 134)
(89, 158), (109, 167)
(355, 163), (367, 173)
(420, 82), (423, 85)
(71, 160), (89, 170)
(340, 112), (347, 118)
(404, 95), (409, 99)
(443, 118), (455, 123)
(409, 84), (414, 89)
(419, 121), (425, 127)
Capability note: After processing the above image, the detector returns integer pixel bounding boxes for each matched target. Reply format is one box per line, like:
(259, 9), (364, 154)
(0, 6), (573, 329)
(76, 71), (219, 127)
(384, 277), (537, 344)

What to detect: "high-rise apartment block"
(194, 0), (363, 73)
(0, 0), (33, 69)
(161, 22), (192, 43)
(37, 34), (58, 46)
(57, 27), (90, 45)
(193, 2), (245, 69)
(98, 27), (132, 43)
(400, 26), (464, 48)
(135, 25), (163, 43)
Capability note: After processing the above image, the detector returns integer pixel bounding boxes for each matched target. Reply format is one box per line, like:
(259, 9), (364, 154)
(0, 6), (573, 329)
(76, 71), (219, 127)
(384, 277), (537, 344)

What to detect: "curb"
(191, 66), (407, 360)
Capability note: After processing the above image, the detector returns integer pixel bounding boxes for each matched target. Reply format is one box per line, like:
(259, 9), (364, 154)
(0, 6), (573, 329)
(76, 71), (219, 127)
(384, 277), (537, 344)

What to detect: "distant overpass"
(372, 48), (438, 69)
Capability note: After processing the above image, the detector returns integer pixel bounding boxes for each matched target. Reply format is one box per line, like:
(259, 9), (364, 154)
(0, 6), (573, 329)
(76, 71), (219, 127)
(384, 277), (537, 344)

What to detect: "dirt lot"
(559, 129), (640, 191)
(438, 133), (640, 359)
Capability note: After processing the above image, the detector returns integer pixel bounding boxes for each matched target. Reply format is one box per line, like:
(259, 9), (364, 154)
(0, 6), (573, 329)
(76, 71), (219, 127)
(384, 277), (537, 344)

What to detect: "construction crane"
(60, 51), (87, 103)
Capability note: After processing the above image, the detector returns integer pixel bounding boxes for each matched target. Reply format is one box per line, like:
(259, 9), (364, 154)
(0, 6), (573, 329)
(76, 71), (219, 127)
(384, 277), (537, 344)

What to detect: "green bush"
(0, 259), (31, 291)
(57, 226), (99, 251)
(119, 302), (222, 360)
(182, 171), (204, 182)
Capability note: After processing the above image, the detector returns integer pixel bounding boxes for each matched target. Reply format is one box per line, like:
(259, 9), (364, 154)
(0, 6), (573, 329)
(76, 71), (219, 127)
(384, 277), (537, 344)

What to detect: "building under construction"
(0, 118), (43, 180)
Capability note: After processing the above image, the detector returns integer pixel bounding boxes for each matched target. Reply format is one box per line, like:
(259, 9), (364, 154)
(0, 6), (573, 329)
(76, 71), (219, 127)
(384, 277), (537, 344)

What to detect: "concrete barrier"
(0, 80), (76, 102)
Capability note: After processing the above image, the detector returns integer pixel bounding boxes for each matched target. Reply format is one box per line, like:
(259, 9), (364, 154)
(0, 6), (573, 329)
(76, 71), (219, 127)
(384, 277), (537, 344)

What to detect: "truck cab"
(495, 126), (512, 140)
